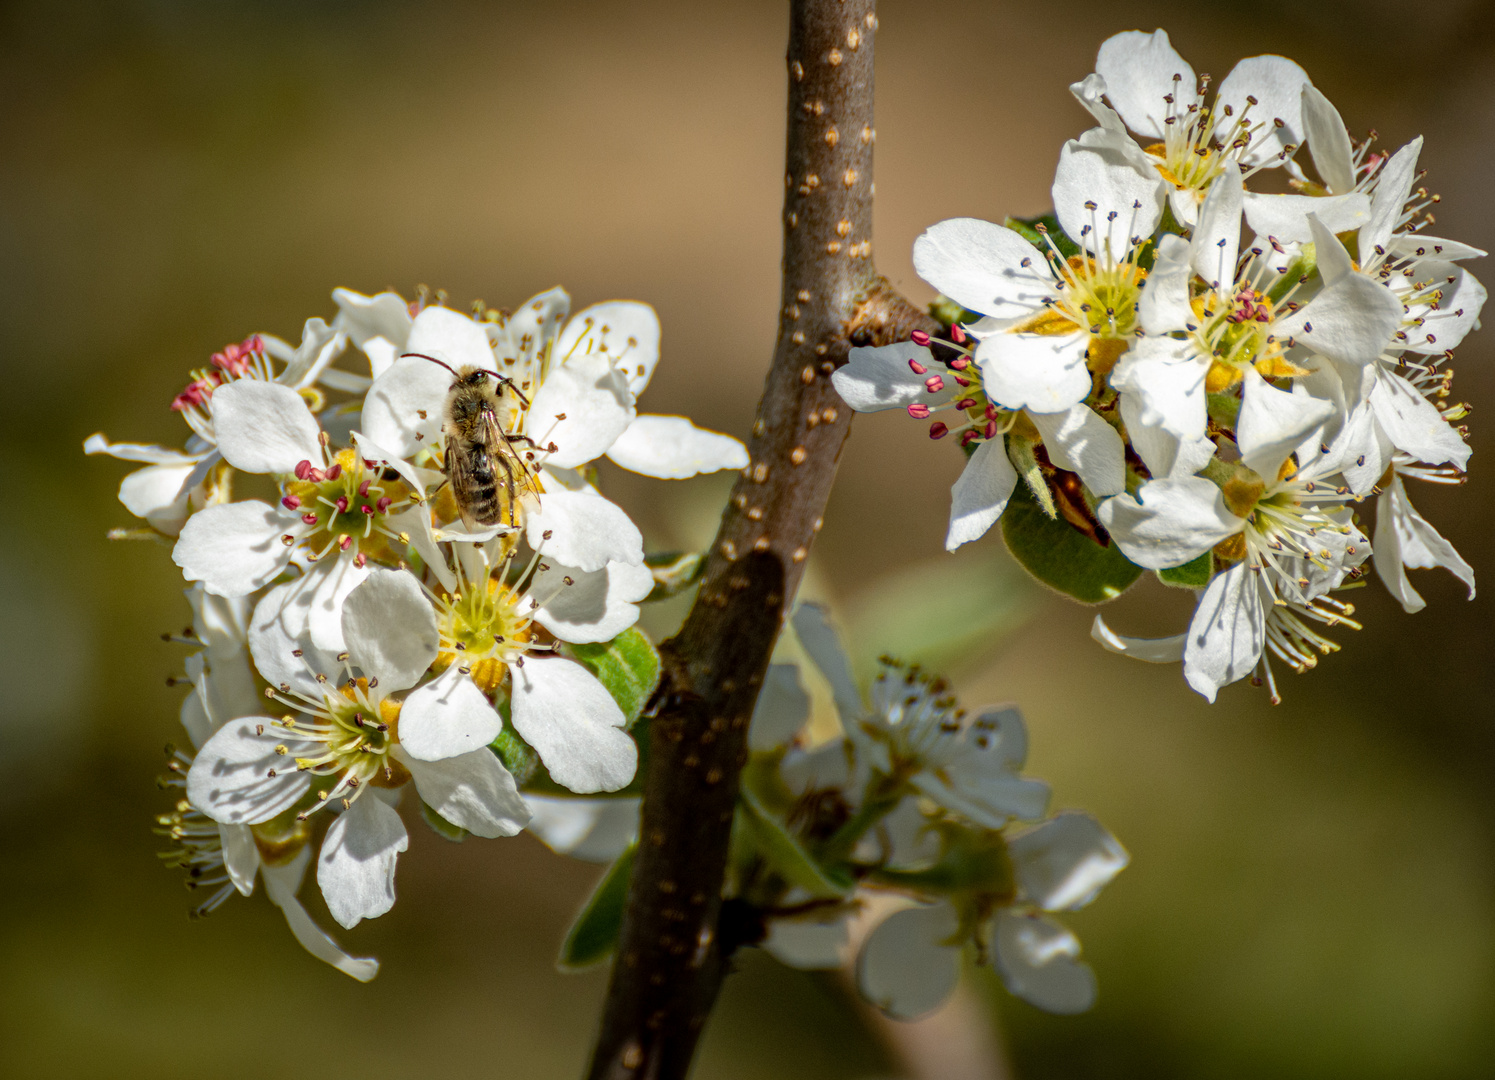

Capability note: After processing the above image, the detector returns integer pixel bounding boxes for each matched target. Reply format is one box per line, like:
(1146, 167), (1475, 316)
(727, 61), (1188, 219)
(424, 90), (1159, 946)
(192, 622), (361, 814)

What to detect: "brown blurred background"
(5, 0), (1495, 1076)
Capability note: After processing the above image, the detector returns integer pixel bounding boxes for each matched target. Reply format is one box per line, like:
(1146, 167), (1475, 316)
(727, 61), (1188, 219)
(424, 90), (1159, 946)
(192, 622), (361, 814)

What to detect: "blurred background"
(4, 0), (1494, 1076)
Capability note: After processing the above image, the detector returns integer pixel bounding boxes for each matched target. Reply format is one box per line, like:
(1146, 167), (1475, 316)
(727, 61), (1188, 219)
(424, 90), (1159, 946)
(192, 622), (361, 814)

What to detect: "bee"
(406, 353), (543, 529)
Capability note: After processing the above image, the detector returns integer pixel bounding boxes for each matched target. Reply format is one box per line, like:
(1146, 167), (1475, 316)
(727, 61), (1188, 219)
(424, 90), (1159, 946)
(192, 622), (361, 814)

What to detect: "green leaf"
(1003, 213), (1080, 259)
(558, 844), (635, 970)
(419, 800), (468, 842)
(563, 628), (662, 730)
(1000, 482), (1143, 604)
(1158, 551), (1213, 589)
(643, 550), (706, 602)
(738, 785), (851, 900)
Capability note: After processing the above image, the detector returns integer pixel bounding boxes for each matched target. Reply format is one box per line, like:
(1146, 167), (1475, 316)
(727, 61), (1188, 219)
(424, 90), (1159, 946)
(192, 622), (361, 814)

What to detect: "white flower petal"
(83, 434), (198, 465)
(1009, 812), (1129, 911)
(525, 490), (643, 571)
(249, 579), (336, 698)
(789, 603), (863, 725)
(1373, 474), (1475, 614)
(509, 657), (636, 793)
(405, 305), (495, 371)
(1029, 405), (1125, 496)
(1137, 233), (1195, 333)
(1068, 74), (1128, 135)
(398, 664), (502, 762)
(1242, 191), (1370, 243)
(832, 343), (957, 412)
(523, 795), (639, 863)
(302, 554), (371, 655)
(978, 330), (1092, 414)
(210, 382), (324, 476)
(1370, 370), (1471, 470)
(604, 414), (748, 479)
(317, 795), (408, 929)
(219, 823), (260, 897)
(1091, 614), (1187, 663)
(1190, 165), (1243, 290)
(399, 746), (529, 839)
(764, 913), (851, 971)
(118, 462), (198, 534)
(340, 567), (438, 692)
(1277, 265), (1402, 371)
(1388, 234), (1487, 263)
(1098, 477), (1240, 570)
(856, 904), (962, 1020)
(501, 286), (571, 374)
(260, 849), (380, 981)
(1399, 261), (1486, 354)
(1362, 137), (1423, 264)
(945, 436), (1017, 552)
(274, 317), (344, 390)
(173, 501), (298, 597)
(1111, 334), (1207, 442)
(1183, 562), (1266, 702)
(1094, 29), (1193, 140)
(187, 719), (314, 824)
(362, 355), (459, 459)
(528, 347), (636, 470)
(556, 301), (661, 398)
(532, 559), (653, 645)
(1235, 367), (1335, 479)
(749, 664), (811, 751)
(912, 218), (1055, 319)
(1214, 55), (1310, 168)
(333, 287), (413, 350)
(1054, 131), (1164, 257)
(1300, 84), (1354, 194)
(993, 912), (1097, 1014)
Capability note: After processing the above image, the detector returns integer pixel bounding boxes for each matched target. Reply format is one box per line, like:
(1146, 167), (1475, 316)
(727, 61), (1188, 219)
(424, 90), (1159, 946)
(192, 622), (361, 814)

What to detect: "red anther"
(354, 552), (367, 568)
(907, 403), (932, 419)
(928, 421), (949, 440)
(376, 496), (393, 513)
(910, 330), (932, 346)
(984, 420), (998, 439)
(984, 403), (999, 421)
(357, 478), (373, 497)
(334, 496), (350, 513)
(924, 375), (946, 393)
(360, 504), (375, 516)
(326, 463), (343, 481)
(294, 460), (315, 480)
(953, 376), (971, 387)
(949, 357), (969, 370)
(955, 398), (977, 410)
(246, 334), (264, 353)
(302, 513), (319, 525)
(281, 495), (302, 511)
(950, 323), (967, 344)
(960, 429), (979, 447)
(908, 357), (928, 375)
(339, 535), (353, 551)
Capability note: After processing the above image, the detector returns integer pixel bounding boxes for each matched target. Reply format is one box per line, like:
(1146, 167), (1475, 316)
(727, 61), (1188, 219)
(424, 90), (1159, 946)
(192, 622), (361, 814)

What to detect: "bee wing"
(483, 405), (544, 501)
(444, 436), (484, 530)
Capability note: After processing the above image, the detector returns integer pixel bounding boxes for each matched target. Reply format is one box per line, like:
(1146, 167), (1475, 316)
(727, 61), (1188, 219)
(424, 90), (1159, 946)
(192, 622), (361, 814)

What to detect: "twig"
(584, 3), (934, 1076)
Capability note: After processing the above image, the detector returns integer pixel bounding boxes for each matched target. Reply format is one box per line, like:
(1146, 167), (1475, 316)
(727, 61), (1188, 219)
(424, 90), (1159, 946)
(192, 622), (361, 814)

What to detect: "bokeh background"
(4, 0), (1494, 1076)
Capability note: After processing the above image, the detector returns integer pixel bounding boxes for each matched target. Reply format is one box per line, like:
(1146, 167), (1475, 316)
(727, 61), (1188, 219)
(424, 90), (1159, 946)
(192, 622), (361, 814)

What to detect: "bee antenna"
(402, 352), (462, 378)
(495, 375), (532, 409)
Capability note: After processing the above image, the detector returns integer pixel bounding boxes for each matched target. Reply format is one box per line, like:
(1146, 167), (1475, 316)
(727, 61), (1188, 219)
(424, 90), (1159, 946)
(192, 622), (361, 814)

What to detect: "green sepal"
(1266, 251), (1317, 304)
(419, 800), (468, 842)
(1157, 551), (1213, 589)
(643, 550), (706, 602)
(1001, 482), (1144, 604)
(1206, 391), (1242, 429)
(1005, 432), (1057, 519)
(563, 628), (662, 730)
(738, 785), (852, 900)
(490, 721), (544, 790)
(558, 843), (635, 971)
(1003, 213), (1080, 259)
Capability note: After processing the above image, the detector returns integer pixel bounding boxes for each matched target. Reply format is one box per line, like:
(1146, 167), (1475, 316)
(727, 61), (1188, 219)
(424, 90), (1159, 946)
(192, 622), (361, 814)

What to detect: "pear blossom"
(171, 380), (441, 651)
(1373, 460), (1475, 614)
(189, 567), (530, 928)
(344, 288), (747, 529)
(856, 811), (1128, 1018)
(85, 322), (345, 537)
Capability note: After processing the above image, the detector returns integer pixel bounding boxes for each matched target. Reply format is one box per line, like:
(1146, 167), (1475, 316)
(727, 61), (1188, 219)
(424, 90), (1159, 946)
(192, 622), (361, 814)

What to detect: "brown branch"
(584, 3), (934, 1077)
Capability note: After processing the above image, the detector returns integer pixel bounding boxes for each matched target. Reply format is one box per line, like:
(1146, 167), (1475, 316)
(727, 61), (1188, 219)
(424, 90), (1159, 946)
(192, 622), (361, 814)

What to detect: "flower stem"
(582, 2), (935, 1077)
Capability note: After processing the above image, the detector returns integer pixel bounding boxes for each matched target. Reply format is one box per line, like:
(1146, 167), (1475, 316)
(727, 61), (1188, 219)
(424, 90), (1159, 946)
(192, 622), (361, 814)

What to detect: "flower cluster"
(93, 285), (747, 976)
(835, 29), (1482, 701)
